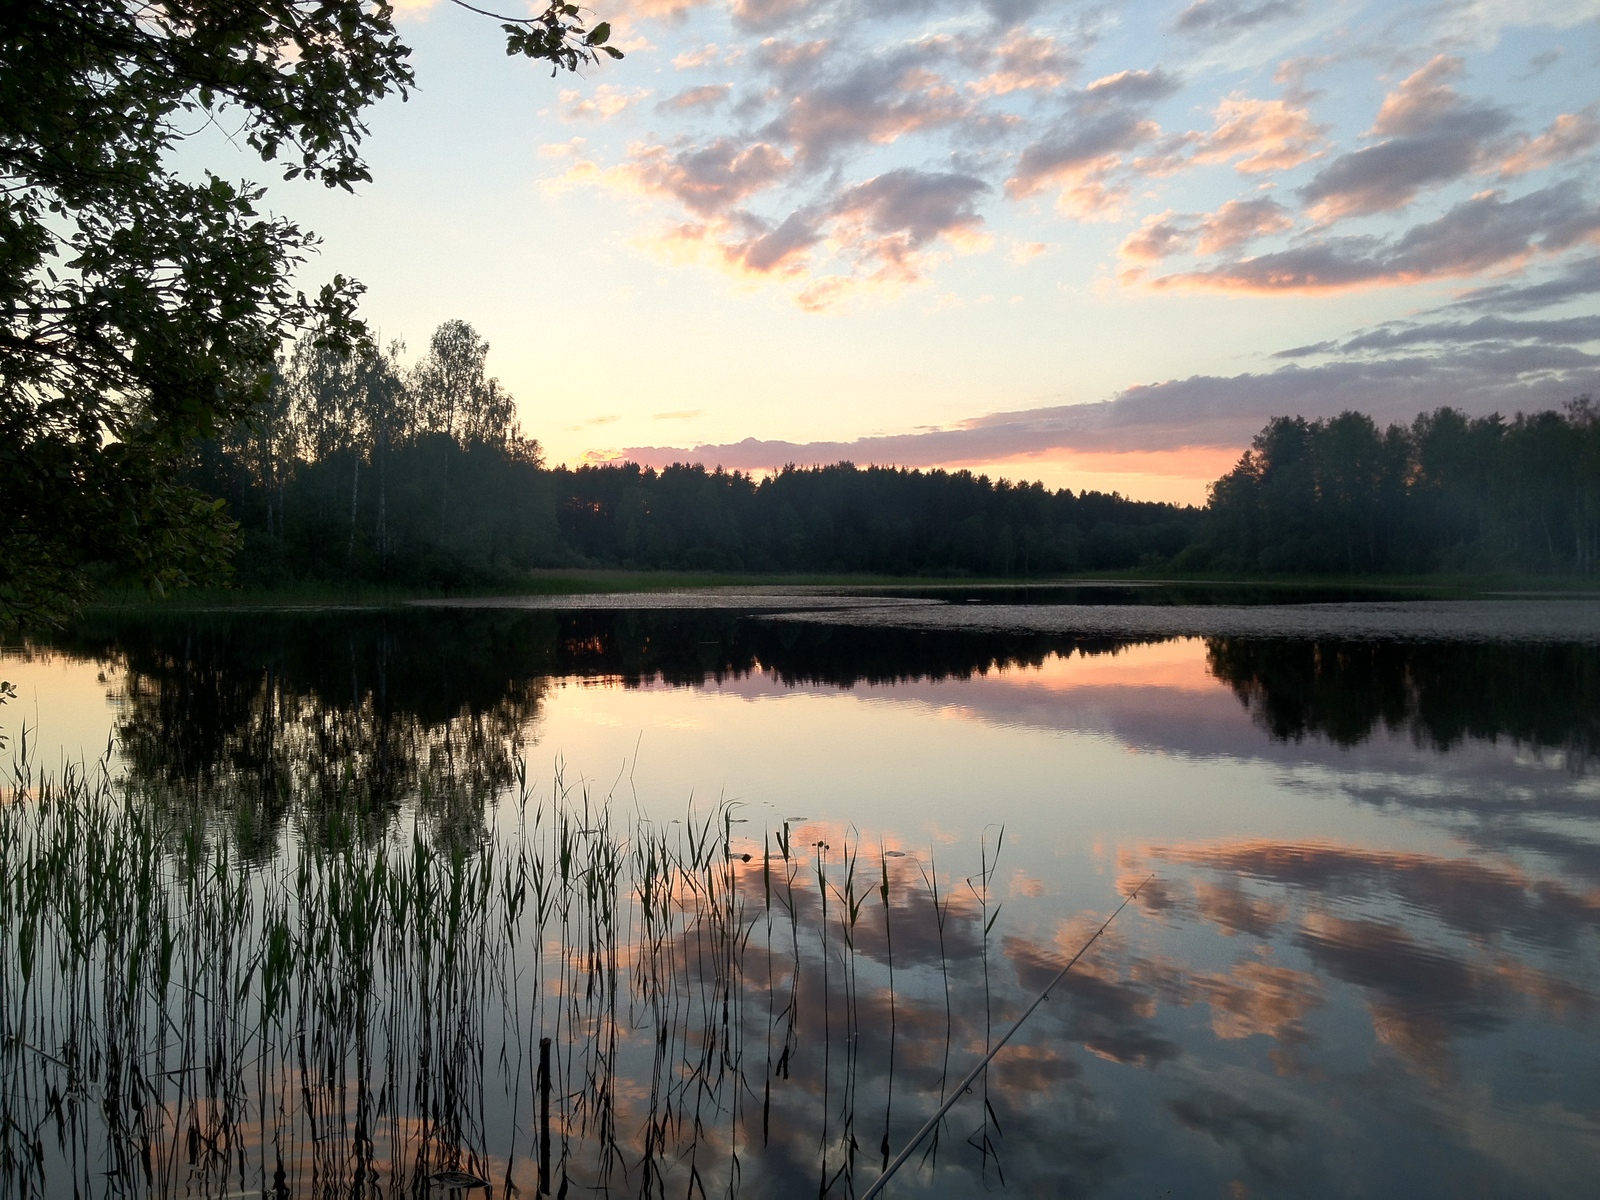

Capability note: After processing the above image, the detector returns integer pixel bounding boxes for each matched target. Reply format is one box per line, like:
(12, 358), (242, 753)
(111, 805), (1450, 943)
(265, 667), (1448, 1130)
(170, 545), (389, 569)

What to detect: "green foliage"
(1186, 400), (1600, 575)
(494, 1), (624, 68)
(193, 319), (558, 585)
(0, 2), (618, 630)
(0, 2), (420, 627)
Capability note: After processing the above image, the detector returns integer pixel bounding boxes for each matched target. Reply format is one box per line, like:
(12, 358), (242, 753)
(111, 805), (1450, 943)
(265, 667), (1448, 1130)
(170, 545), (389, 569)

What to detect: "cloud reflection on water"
(7, 606), (1600, 1195)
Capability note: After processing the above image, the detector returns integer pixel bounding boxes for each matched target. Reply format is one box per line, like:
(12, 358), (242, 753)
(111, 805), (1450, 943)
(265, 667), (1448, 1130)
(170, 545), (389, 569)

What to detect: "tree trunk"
(440, 445), (450, 540)
(347, 456), (360, 566)
(375, 432), (388, 566)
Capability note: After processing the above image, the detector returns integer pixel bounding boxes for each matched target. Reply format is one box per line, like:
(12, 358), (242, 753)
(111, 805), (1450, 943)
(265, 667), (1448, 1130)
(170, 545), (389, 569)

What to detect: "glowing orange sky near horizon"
(572, 444), (1243, 506)
(927, 444), (1243, 505)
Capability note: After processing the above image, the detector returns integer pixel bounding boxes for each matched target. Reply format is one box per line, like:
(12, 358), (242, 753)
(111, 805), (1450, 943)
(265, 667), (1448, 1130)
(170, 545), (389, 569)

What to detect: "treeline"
(193, 320), (561, 586)
(1182, 403), (1600, 575)
(554, 461), (1196, 574)
(192, 319), (1598, 584)
(191, 320), (1198, 585)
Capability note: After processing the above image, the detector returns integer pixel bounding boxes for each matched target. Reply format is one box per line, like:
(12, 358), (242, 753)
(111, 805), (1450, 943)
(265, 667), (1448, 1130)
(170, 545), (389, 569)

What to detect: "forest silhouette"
(188, 320), (1600, 585)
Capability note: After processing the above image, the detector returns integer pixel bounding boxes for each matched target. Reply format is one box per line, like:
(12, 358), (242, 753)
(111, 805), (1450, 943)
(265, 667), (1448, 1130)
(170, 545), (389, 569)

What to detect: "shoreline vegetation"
(158, 319), (1598, 605)
(10, 305), (1597, 631)
(1, 740), (1019, 1198)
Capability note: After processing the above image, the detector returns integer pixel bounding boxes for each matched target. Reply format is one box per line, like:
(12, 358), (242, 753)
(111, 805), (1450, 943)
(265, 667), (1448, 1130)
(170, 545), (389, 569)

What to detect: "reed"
(1, 743), (1041, 1198)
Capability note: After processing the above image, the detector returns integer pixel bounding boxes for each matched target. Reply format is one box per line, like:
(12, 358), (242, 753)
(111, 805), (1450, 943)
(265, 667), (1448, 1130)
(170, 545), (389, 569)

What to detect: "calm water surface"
(3, 588), (1598, 1197)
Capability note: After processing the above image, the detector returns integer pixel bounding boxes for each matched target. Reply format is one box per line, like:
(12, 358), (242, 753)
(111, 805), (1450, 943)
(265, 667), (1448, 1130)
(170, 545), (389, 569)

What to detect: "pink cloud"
(1120, 211), (1195, 262)
(1120, 198), (1293, 264)
(968, 29), (1075, 97)
(625, 168), (990, 307)
(672, 43), (723, 69)
(1500, 106), (1600, 176)
(771, 57), (972, 169)
(1301, 56), (1511, 222)
(608, 0), (708, 18)
(826, 168), (991, 282)
(1196, 197), (1295, 254)
(623, 138), (793, 215)
(1006, 69), (1179, 218)
(1371, 55), (1465, 138)
(659, 83), (733, 112)
(1155, 184), (1600, 294)
(1190, 95), (1326, 174)
(558, 85), (651, 121)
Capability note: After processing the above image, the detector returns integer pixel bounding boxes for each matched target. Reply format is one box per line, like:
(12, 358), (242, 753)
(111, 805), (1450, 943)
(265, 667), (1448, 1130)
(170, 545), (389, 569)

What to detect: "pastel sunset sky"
(256, 0), (1599, 502)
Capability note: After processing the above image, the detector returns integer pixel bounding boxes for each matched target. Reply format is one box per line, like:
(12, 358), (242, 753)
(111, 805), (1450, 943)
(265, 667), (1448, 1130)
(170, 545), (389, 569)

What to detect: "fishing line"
(860, 873), (1155, 1200)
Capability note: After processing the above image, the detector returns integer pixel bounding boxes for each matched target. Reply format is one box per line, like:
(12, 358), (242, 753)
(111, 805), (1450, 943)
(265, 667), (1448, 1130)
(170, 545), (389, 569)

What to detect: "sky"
(257, 0), (1600, 503)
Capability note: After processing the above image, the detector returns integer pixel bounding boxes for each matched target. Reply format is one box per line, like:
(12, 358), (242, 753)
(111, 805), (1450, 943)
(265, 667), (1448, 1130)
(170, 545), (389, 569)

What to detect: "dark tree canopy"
(187, 330), (1202, 585)
(1183, 401), (1600, 576)
(0, 1), (616, 628)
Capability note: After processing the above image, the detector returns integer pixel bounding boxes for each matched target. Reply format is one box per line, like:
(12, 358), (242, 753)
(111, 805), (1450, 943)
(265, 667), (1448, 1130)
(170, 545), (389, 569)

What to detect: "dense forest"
(189, 320), (1198, 584)
(1182, 403), (1600, 575)
(189, 319), (1599, 585)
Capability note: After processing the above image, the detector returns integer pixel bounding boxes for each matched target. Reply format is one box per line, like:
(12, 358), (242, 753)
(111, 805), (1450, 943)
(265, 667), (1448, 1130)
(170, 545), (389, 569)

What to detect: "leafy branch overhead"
(447, 1), (624, 69)
(0, 1), (619, 629)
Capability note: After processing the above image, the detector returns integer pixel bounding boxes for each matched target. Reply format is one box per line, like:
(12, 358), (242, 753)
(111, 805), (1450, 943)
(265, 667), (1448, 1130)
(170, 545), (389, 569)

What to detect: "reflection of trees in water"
(123, 674), (543, 853)
(46, 612), (1600, 854)
(67, 611), (555, 853)
(1206, 638), (1600, 765)
(54, 610), (1152, 850)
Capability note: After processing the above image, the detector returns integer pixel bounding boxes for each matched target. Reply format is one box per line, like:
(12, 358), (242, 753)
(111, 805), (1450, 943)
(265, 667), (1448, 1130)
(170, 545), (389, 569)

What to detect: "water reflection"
(2, 607), (1597, 1196)
(1208, 638), (1600, 763)
(40, 608), (1600, 771)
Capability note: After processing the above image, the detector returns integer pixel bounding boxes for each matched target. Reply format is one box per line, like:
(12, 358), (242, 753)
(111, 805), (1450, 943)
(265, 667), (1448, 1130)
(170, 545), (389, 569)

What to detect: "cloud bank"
(547, 2), (1600, 312)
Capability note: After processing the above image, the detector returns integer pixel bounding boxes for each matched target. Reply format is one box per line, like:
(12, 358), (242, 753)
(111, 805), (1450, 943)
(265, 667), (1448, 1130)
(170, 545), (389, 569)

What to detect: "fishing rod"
(860, 873), (1155, 1200)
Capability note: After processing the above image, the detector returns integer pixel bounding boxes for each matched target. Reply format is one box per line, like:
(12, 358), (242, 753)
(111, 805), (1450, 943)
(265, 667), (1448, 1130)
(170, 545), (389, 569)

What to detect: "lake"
(2, 584), (1598, 1198)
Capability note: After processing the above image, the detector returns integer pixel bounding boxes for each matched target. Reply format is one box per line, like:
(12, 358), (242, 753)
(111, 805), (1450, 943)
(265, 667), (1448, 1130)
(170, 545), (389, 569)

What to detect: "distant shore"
(78, 568), (1599, 616)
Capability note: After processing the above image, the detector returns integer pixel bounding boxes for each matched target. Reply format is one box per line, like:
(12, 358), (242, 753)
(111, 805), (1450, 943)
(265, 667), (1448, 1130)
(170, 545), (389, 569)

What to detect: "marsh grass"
(0, 738), (1018, 1198)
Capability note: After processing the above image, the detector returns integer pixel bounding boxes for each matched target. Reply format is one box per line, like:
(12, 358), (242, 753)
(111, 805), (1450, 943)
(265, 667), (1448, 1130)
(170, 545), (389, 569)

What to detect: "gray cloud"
(1299, 110), (1510, 218)
(831, 167), (988, 245)
(1332, 313), (1600, 354)
(601, 2), (1594, 316)
(761, 42), (975, 169)
(1158, 182), (1600, 292)
(679, 167), (989, 282)
(1013, 109), (1158, 186)
(627, 137), (793, 217)
(1083, 66), (1183, 105)
(734, 208), (826, 272)
(618, 342), (1595, 469)
(1004, 68), (1182, 200)
(1299, 55), (1512, 220)
(729, 0), (813, 32)
(658, 84), (733, 112)
(1172, 0), (1305, 39)
(1123, 197), (1294, 261)
(1444, 254), (1600, 313)
(729, 0), (1058, 35)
